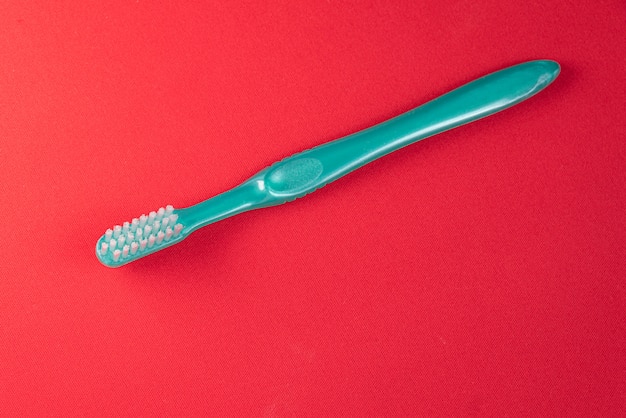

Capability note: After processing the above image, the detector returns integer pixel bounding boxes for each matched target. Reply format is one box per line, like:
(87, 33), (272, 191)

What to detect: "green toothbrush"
(96, 60), (560, 267)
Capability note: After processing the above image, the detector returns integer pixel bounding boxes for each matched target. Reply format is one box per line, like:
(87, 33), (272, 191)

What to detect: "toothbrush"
(96, 60), (560, 267)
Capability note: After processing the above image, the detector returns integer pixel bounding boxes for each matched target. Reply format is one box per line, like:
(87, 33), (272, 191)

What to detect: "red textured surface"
(1, 1), (625, 416)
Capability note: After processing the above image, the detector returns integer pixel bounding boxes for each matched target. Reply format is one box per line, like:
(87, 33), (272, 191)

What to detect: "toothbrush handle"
(257, 60), (559, 205)
(180, 60), (559, 231)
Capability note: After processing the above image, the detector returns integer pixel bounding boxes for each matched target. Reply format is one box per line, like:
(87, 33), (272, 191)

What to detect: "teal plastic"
(97, 60), (559, 267)
(179, 59), (559, 228)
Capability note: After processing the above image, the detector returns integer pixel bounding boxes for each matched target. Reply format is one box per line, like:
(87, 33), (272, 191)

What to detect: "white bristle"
(102, 205), (184, 263)
(131, 218), (139, 232)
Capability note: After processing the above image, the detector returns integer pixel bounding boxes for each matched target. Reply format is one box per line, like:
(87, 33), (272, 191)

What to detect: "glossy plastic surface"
(176, 60), (559, 235)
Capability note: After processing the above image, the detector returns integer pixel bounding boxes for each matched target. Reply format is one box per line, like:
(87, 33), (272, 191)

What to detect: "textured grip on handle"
(265, 157), (324, 195)
(260, 60), (560, 203)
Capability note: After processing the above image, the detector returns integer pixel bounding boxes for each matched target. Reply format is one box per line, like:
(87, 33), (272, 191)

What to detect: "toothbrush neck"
(180, 178), (268, 231)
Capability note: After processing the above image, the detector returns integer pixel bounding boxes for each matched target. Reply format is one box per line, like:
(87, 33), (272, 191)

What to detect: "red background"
(1, 1), (625, 416)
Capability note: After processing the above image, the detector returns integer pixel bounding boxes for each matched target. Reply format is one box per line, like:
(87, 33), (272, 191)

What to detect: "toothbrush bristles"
(98, 206), (184, 265)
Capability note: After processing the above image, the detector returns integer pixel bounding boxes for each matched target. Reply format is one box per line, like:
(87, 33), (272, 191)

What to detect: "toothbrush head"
(96, 205), (185, 267)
